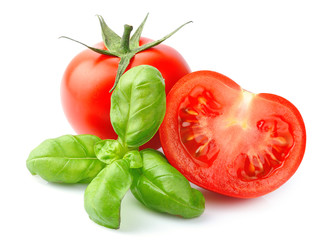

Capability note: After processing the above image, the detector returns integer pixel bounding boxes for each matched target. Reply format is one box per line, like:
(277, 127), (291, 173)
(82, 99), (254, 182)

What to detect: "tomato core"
(178, 85), (294, 182)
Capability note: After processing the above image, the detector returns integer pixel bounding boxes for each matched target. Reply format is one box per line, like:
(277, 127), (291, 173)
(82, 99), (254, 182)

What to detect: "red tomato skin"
(61, 38), (190, 149)
(160, 71), (306, 198)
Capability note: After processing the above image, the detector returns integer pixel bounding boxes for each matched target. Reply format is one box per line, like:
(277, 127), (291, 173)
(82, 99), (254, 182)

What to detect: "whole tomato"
(61, 37), (190, 149)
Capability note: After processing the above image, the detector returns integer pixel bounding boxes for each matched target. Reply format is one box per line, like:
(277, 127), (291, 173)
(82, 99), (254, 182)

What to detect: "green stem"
(120, 25), (133, 54)
(61, 15), (192, 93)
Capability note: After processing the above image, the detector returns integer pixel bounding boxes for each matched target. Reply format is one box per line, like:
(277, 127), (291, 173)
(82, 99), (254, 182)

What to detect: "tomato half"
(160, 71), (306, 198)
(61, 38), (190, 149)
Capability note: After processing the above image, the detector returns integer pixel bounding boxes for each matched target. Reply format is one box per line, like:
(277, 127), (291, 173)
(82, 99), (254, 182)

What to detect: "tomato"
(160, 71), (306, 198)
(61, 38), (190, 149)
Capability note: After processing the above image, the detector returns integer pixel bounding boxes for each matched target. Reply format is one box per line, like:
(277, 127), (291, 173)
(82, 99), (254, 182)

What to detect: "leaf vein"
(129, 93), (163, 120)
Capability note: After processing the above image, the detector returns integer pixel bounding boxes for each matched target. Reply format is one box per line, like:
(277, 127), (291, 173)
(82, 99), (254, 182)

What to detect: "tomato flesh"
(160, 71), (306, 198)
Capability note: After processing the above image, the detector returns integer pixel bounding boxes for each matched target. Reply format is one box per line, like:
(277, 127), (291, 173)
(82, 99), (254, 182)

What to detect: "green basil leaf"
(123, 150), (142, 168)
(110, 65), (166, 148)
(131, 149), (205, 218)
(26, 135), (105, 183)
(84, 159), (132, 229)
(94, 139), (126, 164)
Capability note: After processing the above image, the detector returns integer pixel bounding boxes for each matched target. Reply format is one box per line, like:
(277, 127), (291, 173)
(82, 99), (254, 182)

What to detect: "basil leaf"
(131, 149), (205, 218)
(110, 65), (166, 148)
(123, 150), (142, 168)
(84, 159), (132, 229)
(94, 139), (126, 164)
(26, 135), (105, 183)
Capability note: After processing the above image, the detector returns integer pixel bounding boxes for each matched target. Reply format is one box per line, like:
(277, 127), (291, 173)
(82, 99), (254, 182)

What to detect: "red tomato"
(160, 71), (306, 198)
(61, 37), (190, 149)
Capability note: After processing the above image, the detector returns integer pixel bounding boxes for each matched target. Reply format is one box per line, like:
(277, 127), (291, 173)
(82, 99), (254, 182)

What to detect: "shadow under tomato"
(196, 187), (266, 208)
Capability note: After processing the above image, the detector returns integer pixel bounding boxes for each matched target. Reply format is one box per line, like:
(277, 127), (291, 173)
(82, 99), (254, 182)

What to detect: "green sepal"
(59, 36), (118, 57)
(97, 15), (121, 53)
(133, 20), (193, 53)
(129, 13), (149, 49)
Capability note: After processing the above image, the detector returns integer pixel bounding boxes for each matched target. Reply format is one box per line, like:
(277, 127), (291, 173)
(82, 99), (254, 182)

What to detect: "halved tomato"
(160, 71), (306, 198)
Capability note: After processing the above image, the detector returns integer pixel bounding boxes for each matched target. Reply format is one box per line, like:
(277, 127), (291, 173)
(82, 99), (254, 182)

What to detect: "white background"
(1, 0), (323, 239)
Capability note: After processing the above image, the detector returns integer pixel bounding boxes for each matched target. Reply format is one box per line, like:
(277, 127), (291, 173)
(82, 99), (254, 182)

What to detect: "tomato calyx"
(60, 14), (192, 92)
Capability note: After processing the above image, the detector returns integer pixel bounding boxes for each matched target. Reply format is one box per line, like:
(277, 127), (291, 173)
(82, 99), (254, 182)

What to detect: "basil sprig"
(27, 65), (205, 229)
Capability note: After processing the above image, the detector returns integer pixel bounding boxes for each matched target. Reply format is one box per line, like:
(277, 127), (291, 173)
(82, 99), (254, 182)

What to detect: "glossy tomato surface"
(160, 71), (306, 198)
(61, 38), (190, 149)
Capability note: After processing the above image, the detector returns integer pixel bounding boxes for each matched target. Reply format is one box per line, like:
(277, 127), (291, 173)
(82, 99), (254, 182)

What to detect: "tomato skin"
(61, 38), (190, 149)
(160, 71), (306, 198)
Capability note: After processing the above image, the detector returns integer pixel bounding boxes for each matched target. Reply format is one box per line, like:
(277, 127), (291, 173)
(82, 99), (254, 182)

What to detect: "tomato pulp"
(160, 71), (306, 198)
(61, 38), (190, 149)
